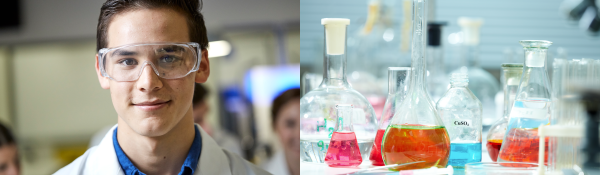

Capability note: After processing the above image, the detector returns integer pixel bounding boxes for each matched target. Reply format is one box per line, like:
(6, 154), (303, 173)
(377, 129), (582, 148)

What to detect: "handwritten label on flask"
(509, 107), (547, 119)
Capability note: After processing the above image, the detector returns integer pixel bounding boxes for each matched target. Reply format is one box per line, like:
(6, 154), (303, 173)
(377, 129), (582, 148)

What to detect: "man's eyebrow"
(157, 45), (185, 52)
(112, 49), (138, 56)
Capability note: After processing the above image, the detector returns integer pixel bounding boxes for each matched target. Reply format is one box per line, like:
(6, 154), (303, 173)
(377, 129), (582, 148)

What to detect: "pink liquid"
(324, 132), (363, 167)
(368, 129), (386, 166)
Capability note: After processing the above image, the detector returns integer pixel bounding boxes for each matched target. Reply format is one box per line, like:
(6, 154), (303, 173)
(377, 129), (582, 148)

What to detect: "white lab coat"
(54, 124), (271, 175)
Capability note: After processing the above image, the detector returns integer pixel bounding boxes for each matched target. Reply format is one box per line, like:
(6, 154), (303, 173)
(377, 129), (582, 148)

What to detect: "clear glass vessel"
(497, 40), (553, 164)
(454, 17), (501, 126)
(486, 63), (523, 162)
(324, 104), (363, 167)
(369, 67), (411, 166)
(380, 0), (450, 171)
(426, 22), (448, 103)
(436, 67), (482, 169)
(300, 18), (378, 163)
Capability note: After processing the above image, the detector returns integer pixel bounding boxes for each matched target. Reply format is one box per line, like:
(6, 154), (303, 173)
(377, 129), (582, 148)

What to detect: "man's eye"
(160, 56), (179, 63)
(118, 59), (137, 66)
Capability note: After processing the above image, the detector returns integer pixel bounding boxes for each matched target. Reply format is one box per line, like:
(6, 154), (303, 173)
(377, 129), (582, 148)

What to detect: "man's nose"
(136, 63), (163, 92)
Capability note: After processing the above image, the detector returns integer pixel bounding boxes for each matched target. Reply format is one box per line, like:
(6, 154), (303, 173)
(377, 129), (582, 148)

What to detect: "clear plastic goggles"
(98, 42), (201, 82)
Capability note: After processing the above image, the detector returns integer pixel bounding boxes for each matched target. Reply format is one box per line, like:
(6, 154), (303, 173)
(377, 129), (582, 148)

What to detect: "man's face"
(96, 8), (209, 137)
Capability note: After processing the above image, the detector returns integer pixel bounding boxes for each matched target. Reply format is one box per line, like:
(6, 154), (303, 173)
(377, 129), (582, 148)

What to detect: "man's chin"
(132, 120), (173, 137)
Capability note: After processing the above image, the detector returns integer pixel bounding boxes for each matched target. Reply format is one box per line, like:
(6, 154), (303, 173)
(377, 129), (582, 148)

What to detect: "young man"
(55, 0), (269, 174)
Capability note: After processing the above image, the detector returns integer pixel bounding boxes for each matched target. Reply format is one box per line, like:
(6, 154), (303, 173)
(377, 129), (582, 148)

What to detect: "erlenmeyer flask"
(300, 18), (378, 163)
(325, 104), (363, 167)
(380, 0), (450, 171)
(497, 40), (553, 164)
(486, 63), (523, 162)
(369, 67), (411, 166)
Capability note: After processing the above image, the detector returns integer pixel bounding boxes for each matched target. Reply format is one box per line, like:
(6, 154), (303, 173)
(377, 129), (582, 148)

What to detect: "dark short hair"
(271, 88), (300, 129)
(96, 0), (209, 52)
(0, 122), (16, 147)
(192, 83), (209, 106)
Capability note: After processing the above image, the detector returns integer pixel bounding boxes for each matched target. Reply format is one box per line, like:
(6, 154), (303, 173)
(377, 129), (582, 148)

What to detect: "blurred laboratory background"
(300, 0), (600, 162)
(0, 0), (299, 174)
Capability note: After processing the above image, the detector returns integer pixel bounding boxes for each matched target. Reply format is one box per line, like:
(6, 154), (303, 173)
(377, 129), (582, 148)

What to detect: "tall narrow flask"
(380, 0), (451, 171)
(300, 18), (378, 163)
(369, 67), (411, 166)
(486, 63), (523, 162)
(497, 40), (553, 164)
(436, 67), (482, 169)
(455, 17), (501, 126)
(325, 104), (363, 167)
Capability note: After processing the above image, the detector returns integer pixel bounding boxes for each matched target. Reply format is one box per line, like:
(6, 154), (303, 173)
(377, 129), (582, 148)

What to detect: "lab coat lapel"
(195, 124), (233, 175)
(84, 124), (125, 175)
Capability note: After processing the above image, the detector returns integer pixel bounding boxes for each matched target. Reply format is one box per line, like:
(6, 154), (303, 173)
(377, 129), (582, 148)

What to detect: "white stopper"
(458, 17), (484, 45)
(525, 50), (546, 67)
(322, 18), (350, 55)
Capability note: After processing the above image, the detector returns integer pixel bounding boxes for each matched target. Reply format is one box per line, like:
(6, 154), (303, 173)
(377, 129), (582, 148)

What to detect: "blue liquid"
(448, 143), (481, 168)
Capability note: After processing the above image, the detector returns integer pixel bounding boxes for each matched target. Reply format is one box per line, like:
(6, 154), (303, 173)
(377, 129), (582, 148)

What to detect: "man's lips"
(133, 100), (171, 111)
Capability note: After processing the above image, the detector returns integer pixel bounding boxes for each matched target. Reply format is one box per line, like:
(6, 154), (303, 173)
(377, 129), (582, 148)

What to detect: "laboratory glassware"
(380, 0), (450, 171)
(436, 67), (482, 169)
(465, 162), (538, 175)
(300, 18), (378, 163)
(324, 104), (363, 167)
(369, 67), (411, 166)
(454, 17), (501, 126)
(497, 40), (553, 164)
(426, 22), (449, 103)
(486, 63), (523, 162)
(301, 72), (323, 96)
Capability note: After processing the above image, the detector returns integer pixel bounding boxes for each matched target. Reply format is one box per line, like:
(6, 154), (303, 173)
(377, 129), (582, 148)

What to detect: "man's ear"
(195, 49), (210, 83)
(95, 54), (110, 89)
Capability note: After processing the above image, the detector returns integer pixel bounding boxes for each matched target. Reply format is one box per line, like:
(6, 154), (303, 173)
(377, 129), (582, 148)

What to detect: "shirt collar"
(112, 125), (203, 175)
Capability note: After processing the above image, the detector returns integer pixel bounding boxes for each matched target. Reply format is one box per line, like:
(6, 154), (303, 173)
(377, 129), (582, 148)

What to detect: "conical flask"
(325, 104), (363, 167)
(497, 40), (553, 164)
(380, 0), (450, 171)
(486, 63), (523, 162)
(300, 18), (378, 163)
(369, 67), (411, 166)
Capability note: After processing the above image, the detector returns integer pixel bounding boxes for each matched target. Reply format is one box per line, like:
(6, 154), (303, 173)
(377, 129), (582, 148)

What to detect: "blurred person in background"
(262, 88), (300, 175)
(0, 122), (19, 175)
(54, 0), (269, 174)
(192, 83), (243, 156)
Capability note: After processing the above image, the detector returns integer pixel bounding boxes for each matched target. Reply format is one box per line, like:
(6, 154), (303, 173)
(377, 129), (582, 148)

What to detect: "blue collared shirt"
(113, 125), (202, 175)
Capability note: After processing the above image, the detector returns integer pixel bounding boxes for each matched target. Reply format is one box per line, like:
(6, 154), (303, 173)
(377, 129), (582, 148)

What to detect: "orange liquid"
(486, 139), (502, 162)
(498, 128), (548, 165)
(381, 124), (450, 171)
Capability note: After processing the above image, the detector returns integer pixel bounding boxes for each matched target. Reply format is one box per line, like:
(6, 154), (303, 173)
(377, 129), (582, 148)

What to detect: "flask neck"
(409, 0), (427, 92)
(524, 47), (548, 68)
(501, 67), (523, 118)
(463, 45), (479, 67)
(387, 68), (411, 95)
(335, 104), (354, 132)
(323, 54), (348, 85)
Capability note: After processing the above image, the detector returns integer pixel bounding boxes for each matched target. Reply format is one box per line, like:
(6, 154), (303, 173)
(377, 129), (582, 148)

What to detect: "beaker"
(369, 67), (411, 166)
(497, 40), (553, 164)
(380, 0), (451, 171)
(300, 18), (378, 163)
(324, 104), (363, 167)
(486, 63), (523, 162)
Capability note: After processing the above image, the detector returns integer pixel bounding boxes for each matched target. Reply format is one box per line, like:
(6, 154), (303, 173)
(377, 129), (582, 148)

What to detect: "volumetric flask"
(380, 0), (450, 171)
(369, 67), (411, 166)
(465, 162), (538, 175)
(325, 104), (363, 167)
(300, 18), (378, 163)
(497, 40), (553, 164)
(486, 63), (523, 162)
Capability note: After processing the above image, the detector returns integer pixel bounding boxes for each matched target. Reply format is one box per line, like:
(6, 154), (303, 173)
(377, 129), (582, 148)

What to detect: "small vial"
(436, 67), (483, 169)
